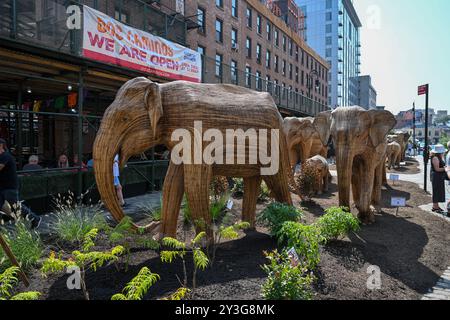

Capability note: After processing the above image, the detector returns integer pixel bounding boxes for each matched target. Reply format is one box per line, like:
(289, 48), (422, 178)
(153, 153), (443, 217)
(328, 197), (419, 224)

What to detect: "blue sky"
(352, 0), (450, 114)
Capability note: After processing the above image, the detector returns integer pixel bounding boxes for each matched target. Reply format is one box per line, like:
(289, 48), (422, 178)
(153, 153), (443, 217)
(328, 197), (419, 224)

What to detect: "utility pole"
(413, 102), (416, 156)
(418, 84), (429, 192)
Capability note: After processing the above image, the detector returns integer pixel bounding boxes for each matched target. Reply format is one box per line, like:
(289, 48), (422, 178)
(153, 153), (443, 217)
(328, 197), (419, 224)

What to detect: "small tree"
(111, 267), (160, 300)
(210, 222), (250, 266)
(160, 232), (209, 297)
(41, 228), (125, 300)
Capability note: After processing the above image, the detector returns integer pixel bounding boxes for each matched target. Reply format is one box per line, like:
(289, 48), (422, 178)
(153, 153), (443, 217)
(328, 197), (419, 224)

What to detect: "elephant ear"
(145, 82), (163, 139)
(368, 110), (397, 147)
(313, 111), (332, 146)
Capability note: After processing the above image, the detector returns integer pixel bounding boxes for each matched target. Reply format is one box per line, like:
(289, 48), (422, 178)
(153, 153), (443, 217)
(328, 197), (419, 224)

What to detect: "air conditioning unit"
(232, 42), (239, 51)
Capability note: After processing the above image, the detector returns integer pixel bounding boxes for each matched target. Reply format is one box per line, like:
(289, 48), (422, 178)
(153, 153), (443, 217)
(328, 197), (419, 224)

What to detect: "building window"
(301, 70), (304, 86)
(231, 60), (238, 84)
(266, 23), (271, 41)
(289, 40), (293, 56)
(266, 50), (271, 69)
(246, 66), (252, 88)
(231, 28), (238, 48)
(282, 60), (286, 76)
(215, 53), (223, 78)
(215, 19), (223, 43)
(232, 0), (238, 18)
(326, 12), (332, 21)
(282, 35), (287, 52)
(197, 7), (206, 34)
(246, 7), (252, 28)
(289, 64), (293, 80)
(295, 46), (299, 62)
(274, 55), (279, 72)
(256, 44), (262, 64)
(326, 24), (332, 33)
(295, 66), (299, 83)
(274, 29), (279, 47)
(114, 9), (129, 23)
(257, 15), (262, 34)
(216, 0), (223, 8)
(246, 37), (252, 58)
(256, 71), (262, 90)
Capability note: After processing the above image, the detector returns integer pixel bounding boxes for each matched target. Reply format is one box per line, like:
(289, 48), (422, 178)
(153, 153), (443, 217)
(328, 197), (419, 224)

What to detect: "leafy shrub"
(259, 202), (303, 236)
(277, 222), (325, 270)
(210, 192), (230, 222)
(111, 267), (160, 300)
(160, 232), (209, 297)
(317, 207), (360, 242)
(161, 287), (191, 300)
(296, 163), (320, 201)
(41, 228), (125, 300)
(211, 222), (250, 266)
(0, 267), (41, 300)
(107, 217), (160, 271)
(50, 198), (107, 246)
(0, 219), (43, 272)
(231, 178), (244, 197)
(261, 250), (315, 300)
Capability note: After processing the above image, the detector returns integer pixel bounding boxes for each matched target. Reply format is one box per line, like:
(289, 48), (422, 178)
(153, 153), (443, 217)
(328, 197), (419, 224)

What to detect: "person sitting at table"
(72, 154), (87, 172)
(22, 155), (43, 171)
(57, 154), (69, 168)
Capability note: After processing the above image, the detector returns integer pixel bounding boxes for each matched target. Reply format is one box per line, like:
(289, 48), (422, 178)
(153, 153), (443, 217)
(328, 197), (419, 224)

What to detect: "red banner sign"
(418, 84), (428, 96)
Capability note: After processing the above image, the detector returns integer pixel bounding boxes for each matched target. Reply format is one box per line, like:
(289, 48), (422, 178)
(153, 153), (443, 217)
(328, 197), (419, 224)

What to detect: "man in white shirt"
(113, 154), (126, 207)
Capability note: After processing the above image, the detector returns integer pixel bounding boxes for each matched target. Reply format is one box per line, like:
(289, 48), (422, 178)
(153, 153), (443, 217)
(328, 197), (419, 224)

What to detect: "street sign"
(391, 197), (406, 207)
(418, 84), (428, 96)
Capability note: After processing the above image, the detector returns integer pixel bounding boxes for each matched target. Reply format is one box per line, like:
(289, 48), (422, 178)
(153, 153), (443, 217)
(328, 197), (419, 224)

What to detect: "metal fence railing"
(202, 55), (329, 116)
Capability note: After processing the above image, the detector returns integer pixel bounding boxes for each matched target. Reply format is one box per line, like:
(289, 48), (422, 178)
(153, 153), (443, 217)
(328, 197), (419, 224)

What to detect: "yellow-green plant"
(161, 287), (191, 300)
(211, 222), (250, 266)
(317, 207), (360, 242)
(160, 232), (209, 297)
(111, 267), (160, 300)
(41, 228), (125, 300)
(107, 217), (160, 272)
(0, 267), (40, 300)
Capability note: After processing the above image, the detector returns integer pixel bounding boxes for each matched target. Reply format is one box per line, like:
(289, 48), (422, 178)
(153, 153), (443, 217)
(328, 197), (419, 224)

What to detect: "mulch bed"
(17, 176), (450, 300)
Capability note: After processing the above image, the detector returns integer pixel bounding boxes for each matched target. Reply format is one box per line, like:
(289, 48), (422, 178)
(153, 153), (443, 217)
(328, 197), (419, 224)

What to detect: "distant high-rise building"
(296, 0), (362, 108)
(352, 75), (377, 110)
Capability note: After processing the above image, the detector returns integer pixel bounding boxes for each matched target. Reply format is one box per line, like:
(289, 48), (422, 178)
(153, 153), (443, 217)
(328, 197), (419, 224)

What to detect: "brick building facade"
(183, 0), (329, 107)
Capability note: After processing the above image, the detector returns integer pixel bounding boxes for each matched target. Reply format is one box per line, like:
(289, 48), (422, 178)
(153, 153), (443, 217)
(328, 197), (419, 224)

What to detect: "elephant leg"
(351, 160), (362, 210)
(184, 164), (213, 238)
(263, 174), (293, 205)
(161, 162), (185, 238)
(323, 171), (329, 192)
(371, 164), (383, 212)
(358, 159), (376, 224)
(242, 176), (261, 229)
(382, 163), (387, 186)
(289, 147), (299, 169)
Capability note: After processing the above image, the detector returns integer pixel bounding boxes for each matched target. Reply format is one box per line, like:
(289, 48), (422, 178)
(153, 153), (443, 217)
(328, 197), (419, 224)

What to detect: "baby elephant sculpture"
(93, 77), (294, 239)
(305, 155), (330, 195)
(387, 131), (410, 163)
(283, 117), (328, 168)
(314, 107), (396, 223)
(386, 141), (402, 170)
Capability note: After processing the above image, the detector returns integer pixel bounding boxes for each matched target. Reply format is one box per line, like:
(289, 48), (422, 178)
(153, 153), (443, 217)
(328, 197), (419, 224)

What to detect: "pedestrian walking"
(445, 142), (450, 215)
(430, 144), (447, 214)
(0, 138), (41, 228)
(113, 154), (127, 207)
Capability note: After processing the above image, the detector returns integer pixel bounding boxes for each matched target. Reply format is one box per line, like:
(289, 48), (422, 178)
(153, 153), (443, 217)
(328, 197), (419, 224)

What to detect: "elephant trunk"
(93, 130), (124, 224)
(336, 148), (353, 208)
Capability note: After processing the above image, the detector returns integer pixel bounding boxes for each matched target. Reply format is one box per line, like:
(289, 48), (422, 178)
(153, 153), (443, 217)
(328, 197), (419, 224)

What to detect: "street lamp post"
(308, 69), (320, 113)
(413, 102), (416, 156)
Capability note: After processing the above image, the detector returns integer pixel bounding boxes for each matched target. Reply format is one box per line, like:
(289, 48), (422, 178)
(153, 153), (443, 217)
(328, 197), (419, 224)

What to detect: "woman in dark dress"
(430, 145), (447, 213)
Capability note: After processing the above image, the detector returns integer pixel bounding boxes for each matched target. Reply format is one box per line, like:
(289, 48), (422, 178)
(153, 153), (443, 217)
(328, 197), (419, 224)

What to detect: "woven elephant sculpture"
(93, 77), (294, 239)
(314, 107), (396, 223)
(283, 117), (328, 169)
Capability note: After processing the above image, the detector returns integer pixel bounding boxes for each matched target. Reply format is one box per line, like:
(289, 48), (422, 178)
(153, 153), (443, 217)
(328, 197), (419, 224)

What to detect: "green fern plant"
(111, 267), (160, 300)
(0, 267), (40, 300)
(41, 228), (125, 300)
(259, 202), (303, 236)
(160, 232), (209, 297)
